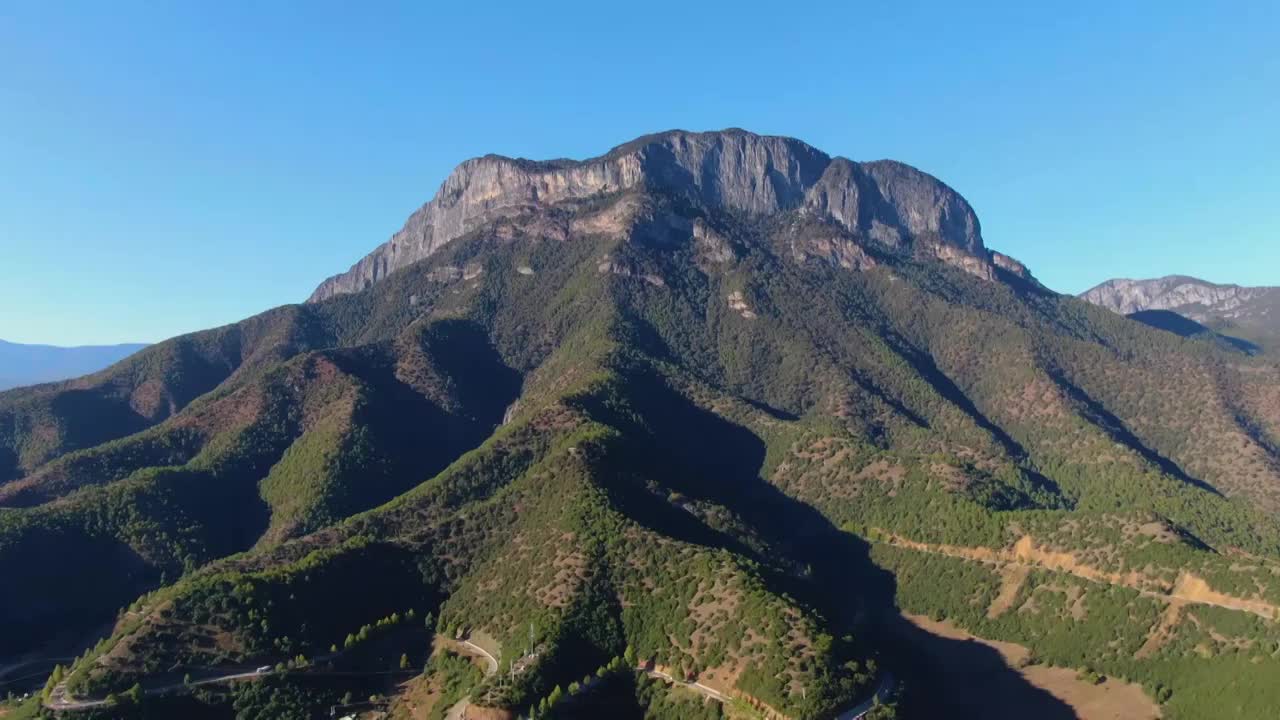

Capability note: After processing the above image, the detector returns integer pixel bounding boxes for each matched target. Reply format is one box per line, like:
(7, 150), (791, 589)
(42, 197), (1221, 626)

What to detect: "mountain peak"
(308, 129), (992, 302)
(1081, 275), (1280, 351)
(1080, 275), (1274, 315)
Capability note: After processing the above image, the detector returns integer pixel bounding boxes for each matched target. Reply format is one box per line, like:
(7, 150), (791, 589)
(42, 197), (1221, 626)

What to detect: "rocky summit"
(309, 129), (1033, 302)
(1082, 275), (1280, 352)
(3, 129), (1279, 720)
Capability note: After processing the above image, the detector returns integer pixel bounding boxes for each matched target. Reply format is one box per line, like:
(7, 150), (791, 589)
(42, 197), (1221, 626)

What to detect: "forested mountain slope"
(3, 130), (1278, 720)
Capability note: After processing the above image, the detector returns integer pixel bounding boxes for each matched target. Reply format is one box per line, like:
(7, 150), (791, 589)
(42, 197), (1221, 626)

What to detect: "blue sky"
(1, 1), (1276, 345)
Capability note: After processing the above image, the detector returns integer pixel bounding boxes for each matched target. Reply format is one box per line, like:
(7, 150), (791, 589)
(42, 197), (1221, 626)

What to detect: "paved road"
(39, 634), (493, 714)
(45, 652), (350, 711)
(643, 668), (730, 703)
(443, 637), (500, 720)
(833, 672), (895, 720)
(46, 667), (266, 710)
(40, 633), (890, 719)
(457, 639), (499, 675)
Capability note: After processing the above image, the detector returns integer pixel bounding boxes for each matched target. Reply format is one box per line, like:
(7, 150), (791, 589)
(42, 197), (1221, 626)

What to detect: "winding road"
(443, 637), (501, 720)
(45, 666), (269, 711)
(834, 672), (895, 720)
(39, 629), (891, 720)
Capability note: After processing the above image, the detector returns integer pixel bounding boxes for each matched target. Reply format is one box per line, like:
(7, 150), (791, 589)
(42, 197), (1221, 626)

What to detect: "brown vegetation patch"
(462, 706), (515, 720)
(569, 196), (641, 237)
(388, 673), (445, 720)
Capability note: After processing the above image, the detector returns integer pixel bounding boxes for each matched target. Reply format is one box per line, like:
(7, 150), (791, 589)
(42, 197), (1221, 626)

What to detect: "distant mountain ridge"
(0, 338), (147, 390)
(1080, 275), (1280, 350)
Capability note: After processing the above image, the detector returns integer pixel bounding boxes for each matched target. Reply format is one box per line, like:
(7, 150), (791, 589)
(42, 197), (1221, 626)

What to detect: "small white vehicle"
(255, 665), (273, 674)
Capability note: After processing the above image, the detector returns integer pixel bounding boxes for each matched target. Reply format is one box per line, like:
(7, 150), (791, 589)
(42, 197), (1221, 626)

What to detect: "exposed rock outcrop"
(309, 129), (992, 301)
(1081, 276), (1280, 347)
(1082, 276), (1276, 319)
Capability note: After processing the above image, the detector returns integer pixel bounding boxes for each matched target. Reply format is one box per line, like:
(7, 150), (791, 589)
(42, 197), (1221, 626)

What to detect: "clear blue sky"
(2, 1), (1276, 345)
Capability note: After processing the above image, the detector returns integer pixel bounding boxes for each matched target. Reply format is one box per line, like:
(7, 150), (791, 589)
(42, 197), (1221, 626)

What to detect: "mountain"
(309, 128), (1035, 302)
(1081, 276), (1280, 352)
(2, 130), (1278, 720)
(0, 339), (147, 391)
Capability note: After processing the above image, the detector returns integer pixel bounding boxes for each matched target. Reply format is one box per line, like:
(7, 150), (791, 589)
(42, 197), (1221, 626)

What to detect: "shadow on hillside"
(889, 615), (1077, 720)
(587, 367), (1077, 718)
(0, 526), (158, 659)
(0, 446), (17, 484)
(881, 338), (1065, 502)
(1128, 309), (1260, 355)
(1045, 368), (1223, 498)
(325, 319), (522, 521)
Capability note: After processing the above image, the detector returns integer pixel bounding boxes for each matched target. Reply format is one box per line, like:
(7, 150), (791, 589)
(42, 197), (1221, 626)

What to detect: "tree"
(127, 683), (143, 705)
(183, 673), (192, 686)
(400, 653), (410, 670)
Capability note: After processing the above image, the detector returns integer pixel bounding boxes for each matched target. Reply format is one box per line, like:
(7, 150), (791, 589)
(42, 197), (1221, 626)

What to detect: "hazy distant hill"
(1081, 275), (1280, 352)
(0, 338), (146, 390)
(3, 130), (1279, 720)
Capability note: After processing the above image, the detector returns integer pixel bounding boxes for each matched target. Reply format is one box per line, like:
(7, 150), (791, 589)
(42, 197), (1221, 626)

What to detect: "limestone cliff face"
(1080, 274), (1269, 316)
(1081, 276), (1280, 325)
(309, 129), (991, 302)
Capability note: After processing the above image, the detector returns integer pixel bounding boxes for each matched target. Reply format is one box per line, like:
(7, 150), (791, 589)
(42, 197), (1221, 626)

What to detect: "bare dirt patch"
(880, 531), (1280, 620)
(388, 674), (445, 720)
(903, 614), (1161, 720)
(988, 566), (1029, 618)
(1136, 602), (1184, 659)
(1171, 573), (1280, 620)
(1022, 664), (1160, 720)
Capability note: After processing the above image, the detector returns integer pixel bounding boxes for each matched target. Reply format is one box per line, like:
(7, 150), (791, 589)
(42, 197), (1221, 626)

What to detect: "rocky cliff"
(309, 129), (1008, 302)
(1082, 275), (1280, 336)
